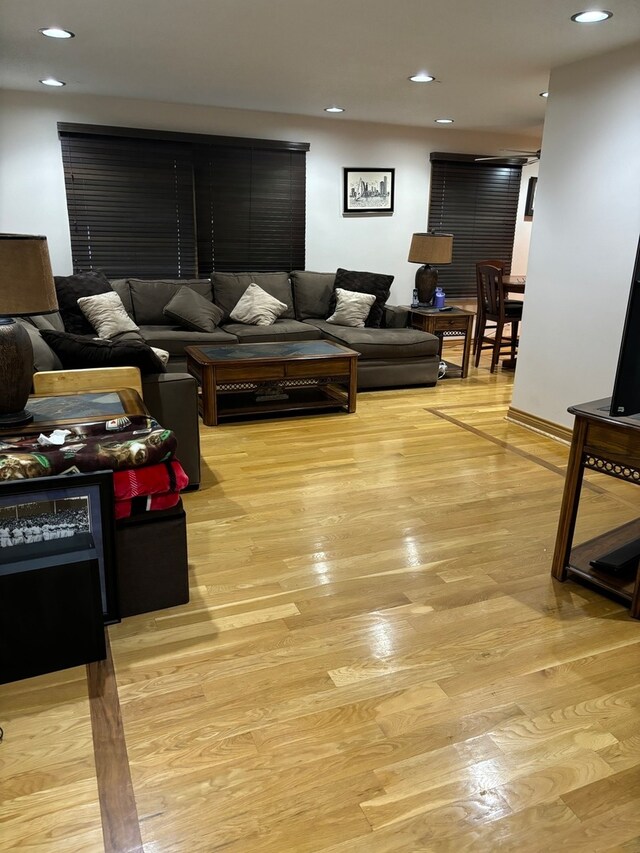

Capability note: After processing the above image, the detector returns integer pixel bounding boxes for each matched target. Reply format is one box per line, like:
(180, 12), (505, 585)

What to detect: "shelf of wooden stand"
(213, 385), (350, 420)
(566, 517), (640, 603)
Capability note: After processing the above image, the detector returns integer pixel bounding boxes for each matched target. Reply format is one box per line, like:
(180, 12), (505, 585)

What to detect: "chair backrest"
(33, 366), (143, 397)
(476, 264), (505, 318)
(475, 260), (506, 313)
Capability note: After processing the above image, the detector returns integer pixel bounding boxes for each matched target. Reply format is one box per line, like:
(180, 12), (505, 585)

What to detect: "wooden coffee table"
(186, 341), (359, 426)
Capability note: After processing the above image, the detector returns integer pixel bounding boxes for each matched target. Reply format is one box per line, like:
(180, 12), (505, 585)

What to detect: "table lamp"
(0, 234), (58, 427)
(408, 232), (454, 305)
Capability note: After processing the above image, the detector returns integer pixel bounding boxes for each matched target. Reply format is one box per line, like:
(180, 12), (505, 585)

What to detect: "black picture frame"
(524, 176), (537, 218)
(343, 168), (395, 215)
(0, 470), (118, 624)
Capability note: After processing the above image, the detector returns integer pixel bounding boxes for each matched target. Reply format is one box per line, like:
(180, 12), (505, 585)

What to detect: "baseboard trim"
(506, 406), (572, 444)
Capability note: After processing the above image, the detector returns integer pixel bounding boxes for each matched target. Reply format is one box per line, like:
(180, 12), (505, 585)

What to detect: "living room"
(1, 1), (640, 850)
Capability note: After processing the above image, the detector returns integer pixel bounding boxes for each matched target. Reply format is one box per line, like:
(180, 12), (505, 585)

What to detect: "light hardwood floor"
(2, 351), (640, 852)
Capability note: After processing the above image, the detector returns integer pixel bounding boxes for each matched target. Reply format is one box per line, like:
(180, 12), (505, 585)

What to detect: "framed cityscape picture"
(343, 168), (395, 214)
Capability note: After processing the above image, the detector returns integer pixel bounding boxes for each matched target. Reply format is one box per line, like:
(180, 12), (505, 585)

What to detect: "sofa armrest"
(384, 304), (409, 328)
(142, 373), (201, 489)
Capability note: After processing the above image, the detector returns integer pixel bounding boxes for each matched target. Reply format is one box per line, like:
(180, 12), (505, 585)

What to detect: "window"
(58, 124), (308, 279)
(427, 153), (522, 298)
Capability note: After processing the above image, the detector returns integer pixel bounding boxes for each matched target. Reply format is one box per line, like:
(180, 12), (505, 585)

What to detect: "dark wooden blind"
(427, 154), (522, 298)
(59, 124), (308, 279)
(194, 146), (306, 274)
(60, 133), (197, 278)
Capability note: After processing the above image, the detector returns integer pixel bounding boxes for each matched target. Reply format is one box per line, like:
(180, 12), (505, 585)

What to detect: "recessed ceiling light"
(435, 118), (454, 124)
(570, 10), (612, 23)
(539, 91), (549, 98)
(409, 73), (435, 83)
(324, 106), (345, 113)
(39, 27), (75, 39)
(39, 77), (66, 87)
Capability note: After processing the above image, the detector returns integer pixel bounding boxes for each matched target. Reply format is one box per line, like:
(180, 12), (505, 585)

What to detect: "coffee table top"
(186, 341), (358, 364)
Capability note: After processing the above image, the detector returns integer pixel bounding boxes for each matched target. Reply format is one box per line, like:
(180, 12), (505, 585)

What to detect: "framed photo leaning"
(343, 168), (395, 214)
(0, 470), (118, 624)
(0, 470), (117, 683)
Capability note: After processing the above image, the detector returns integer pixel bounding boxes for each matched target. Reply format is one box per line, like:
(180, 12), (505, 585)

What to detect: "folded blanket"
(113, 460), (188, 519)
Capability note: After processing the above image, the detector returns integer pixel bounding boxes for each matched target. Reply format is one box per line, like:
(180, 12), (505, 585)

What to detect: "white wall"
(512, 42), (640, 427)
(511, 161), (539, 275)
(0, 89), (540, 307)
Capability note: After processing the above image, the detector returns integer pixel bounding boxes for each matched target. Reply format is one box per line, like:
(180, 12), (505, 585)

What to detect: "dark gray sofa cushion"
(211, 272), (294, 320)
(138, 326), (238, 356)
(291, 271), (336, 320)
(304, 319), (439, 359)
(164, 286), (224, 332)
(128, 279), (212, 325)
(222, 319), (322, 343)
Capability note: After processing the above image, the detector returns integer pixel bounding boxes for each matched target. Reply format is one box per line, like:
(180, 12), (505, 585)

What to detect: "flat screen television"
(609, 235), (640, 418)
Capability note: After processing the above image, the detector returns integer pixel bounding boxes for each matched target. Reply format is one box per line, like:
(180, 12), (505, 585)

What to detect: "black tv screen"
(610, 235), (640, 418)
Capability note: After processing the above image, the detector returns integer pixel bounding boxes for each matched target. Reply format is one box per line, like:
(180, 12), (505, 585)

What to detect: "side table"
(405, 306), (475, 378)
(551, 397), (640, 617)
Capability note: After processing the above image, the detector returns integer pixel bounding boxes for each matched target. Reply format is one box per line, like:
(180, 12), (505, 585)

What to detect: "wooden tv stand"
(551, 397), (640, 617)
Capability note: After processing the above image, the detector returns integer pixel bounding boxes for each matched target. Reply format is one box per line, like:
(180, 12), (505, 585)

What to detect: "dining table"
(503, 275), (526, 294)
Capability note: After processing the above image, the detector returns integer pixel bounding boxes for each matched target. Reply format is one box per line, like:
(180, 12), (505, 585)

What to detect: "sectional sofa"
(110, 270), (440, 388)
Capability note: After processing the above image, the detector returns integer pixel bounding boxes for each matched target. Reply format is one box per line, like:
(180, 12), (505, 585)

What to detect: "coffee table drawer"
(285, 358), (351, 378)
(216, 364), (285, 382)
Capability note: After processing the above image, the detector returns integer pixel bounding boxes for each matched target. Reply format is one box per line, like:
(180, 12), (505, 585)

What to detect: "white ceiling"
(2, 0), (640, 139)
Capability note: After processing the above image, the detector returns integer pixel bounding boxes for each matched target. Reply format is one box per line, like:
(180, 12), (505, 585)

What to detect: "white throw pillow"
(326, 288), (376, 327)
(150, 347), (170, 366)
(229, 283), (288, 326)
(78, 291), (140, 339)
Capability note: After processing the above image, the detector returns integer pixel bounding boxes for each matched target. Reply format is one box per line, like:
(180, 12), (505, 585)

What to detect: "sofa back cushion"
(290, 271), (336, 320)
(127, 279), (212, 325)
(110, 279), (135, 317)
(211, 272), (294, 320)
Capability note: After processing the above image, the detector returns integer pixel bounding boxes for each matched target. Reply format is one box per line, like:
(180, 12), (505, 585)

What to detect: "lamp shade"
(408, 232), (453, 265)
(0, 234), (58, 316)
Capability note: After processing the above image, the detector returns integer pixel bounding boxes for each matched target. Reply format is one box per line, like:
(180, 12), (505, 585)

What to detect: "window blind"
(59, 124), (309, 279)
(194, 145), (306, 274)
(60, 133), (197, 279)
(427, 154), (522, 298)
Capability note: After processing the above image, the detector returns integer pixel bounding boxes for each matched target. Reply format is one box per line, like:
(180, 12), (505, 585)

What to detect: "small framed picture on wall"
(343, 168), (395, 215)
(524, 176), (537, 218)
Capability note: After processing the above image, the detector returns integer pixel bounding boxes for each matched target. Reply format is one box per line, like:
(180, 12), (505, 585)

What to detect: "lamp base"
(415, 265), (439, 305)
(0, 409), (34, 428)
(0, 318), (34, 429)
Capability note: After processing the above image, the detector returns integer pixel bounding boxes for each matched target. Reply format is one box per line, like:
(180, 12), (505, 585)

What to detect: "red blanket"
(113, 460), (188, 519)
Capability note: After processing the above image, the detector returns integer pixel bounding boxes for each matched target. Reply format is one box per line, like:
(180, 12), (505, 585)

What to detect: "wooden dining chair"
(33, 366), (143, 397)
(474, 264), (523, 373)
(473, 259), (506, 357)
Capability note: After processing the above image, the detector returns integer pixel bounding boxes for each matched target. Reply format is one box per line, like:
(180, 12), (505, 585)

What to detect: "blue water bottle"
(433, 286), (445, 309)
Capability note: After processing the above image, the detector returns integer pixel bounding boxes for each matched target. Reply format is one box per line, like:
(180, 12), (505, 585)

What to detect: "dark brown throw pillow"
(40, 330), (166, 375)
(54, 270), (113, 335)
(329, 268), (394, 328)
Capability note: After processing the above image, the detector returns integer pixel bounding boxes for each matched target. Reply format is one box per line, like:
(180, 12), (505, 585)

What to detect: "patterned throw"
(0, 416), (177, 480)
